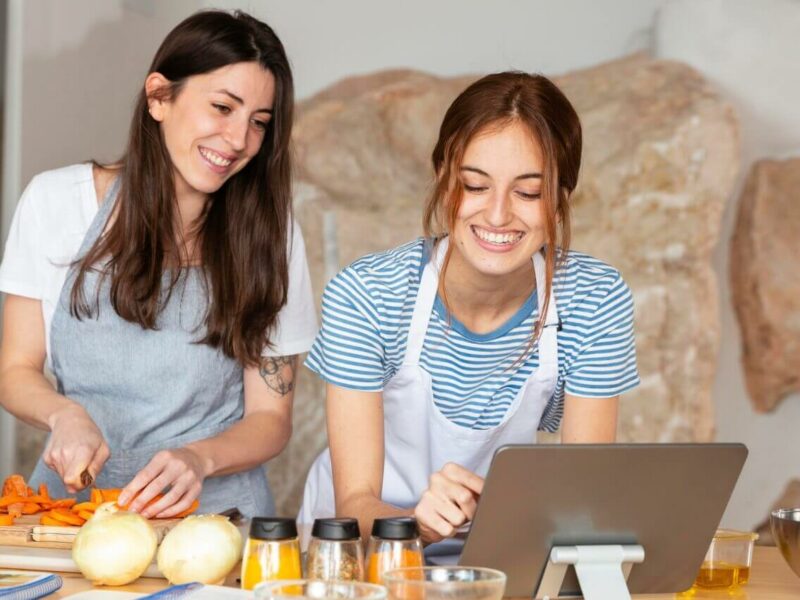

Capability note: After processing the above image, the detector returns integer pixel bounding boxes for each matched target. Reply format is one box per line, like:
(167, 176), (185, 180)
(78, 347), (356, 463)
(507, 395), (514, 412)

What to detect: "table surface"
(45, 545), (800, 598)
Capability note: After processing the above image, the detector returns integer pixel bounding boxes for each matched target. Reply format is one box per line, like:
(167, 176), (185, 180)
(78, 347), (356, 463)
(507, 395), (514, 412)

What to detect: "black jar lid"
(312, 517), (361, 540)
(371, 517), (420, 540)
(249, 517), (298, 540)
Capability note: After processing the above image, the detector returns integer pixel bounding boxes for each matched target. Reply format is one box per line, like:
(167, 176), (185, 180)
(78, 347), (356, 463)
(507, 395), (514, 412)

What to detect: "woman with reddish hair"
(299, 72), (639, 546)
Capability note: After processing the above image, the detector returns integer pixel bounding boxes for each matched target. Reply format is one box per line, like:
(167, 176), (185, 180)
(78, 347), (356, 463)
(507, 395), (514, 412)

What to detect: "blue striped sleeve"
(304, 267), (386, 391)
(564, 273), (639, 398)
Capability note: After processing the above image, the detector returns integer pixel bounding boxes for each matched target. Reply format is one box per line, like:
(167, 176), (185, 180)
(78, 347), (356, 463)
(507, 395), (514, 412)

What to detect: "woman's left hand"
(118, 447), (208, 519)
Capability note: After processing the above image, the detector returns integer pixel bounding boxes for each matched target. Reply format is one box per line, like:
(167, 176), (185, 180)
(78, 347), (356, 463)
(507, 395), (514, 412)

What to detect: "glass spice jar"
(241, 517), (302, 590)
(306, 518), (365, 581)
(366, 517), (424, 584)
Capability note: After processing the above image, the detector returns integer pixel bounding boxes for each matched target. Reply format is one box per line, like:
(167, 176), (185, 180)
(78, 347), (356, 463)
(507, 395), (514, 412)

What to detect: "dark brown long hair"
(71, 10), (294, 366)
(424, 72), (582, 344)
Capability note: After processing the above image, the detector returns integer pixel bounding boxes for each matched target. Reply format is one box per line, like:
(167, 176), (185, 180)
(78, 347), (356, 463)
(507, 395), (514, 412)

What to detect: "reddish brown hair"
(424, 71), (582, 344)
(71, 10), (294, 366)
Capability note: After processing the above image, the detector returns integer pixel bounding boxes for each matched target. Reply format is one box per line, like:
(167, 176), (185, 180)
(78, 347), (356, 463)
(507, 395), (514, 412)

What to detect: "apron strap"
(403, 238), (448, 366)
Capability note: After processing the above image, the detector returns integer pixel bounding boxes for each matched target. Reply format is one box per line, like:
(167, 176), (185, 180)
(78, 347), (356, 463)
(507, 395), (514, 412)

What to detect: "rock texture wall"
(268, 54), (740, 515)
(731, 159), (800, 412)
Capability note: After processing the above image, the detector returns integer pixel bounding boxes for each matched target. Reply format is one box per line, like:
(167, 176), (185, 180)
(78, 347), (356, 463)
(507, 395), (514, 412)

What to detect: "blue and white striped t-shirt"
(305, 238), (639, 432)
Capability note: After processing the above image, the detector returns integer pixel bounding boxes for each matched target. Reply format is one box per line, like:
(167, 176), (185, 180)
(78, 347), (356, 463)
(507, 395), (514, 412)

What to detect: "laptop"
(430, 443), (748, 597)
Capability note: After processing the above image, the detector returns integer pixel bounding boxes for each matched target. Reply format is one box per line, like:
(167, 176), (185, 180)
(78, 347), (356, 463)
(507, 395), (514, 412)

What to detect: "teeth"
(200, 148), (232, 167)
(473, 226), (523, 245)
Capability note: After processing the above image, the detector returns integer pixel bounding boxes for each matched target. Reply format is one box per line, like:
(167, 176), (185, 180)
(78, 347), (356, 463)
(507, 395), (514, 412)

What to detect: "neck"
(441, 243), (536, 333)
(173, 175), (209, 263)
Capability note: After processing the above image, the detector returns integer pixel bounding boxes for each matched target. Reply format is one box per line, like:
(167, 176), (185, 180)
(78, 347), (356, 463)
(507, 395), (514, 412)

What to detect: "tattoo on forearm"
(259, 355), (297, 395)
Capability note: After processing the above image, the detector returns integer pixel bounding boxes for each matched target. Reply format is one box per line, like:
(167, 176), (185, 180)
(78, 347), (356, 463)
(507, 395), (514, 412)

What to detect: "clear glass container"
(241, 517), (303, 590)
(365, 517), (424, 584)
(254, 579), (387, 600)
(692, 528), (759, 589)
(306, 518), (364, 581)
(383, 566), (507, 600)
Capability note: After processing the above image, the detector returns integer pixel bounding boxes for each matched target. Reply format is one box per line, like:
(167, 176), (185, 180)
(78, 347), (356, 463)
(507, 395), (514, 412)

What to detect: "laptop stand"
(535, 544), (645, 599)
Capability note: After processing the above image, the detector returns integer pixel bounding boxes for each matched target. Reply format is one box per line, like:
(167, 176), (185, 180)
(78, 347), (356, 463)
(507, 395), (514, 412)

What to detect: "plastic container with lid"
(306, 518), (365, 581)
(241, 517), (302, 590)
(366, 517), (424, 584)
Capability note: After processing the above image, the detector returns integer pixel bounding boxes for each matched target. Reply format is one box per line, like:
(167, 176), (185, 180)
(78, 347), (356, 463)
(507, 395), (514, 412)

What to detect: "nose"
(485, 189), (513, 227)
(224, 116), (248, 153)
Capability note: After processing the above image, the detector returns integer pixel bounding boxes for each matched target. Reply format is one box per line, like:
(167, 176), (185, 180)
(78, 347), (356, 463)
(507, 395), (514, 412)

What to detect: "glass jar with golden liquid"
(692, 529), (758, 590)
(366, 517), (424, 584)
(241, 517), (302, 590)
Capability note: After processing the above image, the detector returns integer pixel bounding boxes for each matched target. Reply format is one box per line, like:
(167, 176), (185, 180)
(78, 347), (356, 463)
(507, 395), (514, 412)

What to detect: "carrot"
(38, 483), (50, 502)
(8, 503), (23, 519)
(21, 503), (40, 515)
(77, 510), (95, 521)
(47, 509), (85, 526)
(174, 499), (200, 518)
(90, 488), (103, 505)
(2, 475), (28, 498)
(40, 514), (69, 527)
(49, 498), (77, 509)
(0, 514), (14, 526)
(73, 502), (97, 512)
(0, 496), (30, 508)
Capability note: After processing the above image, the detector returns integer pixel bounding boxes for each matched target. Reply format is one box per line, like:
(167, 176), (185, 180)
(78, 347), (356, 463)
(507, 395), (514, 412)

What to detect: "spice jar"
(366, 517), (424, 584)
(306, 518), (365, 581)
(241, 517), (302, 590)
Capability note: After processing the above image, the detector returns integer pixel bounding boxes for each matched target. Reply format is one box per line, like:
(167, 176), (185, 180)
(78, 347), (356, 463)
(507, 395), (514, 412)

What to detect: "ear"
(144, 72), (171, 122)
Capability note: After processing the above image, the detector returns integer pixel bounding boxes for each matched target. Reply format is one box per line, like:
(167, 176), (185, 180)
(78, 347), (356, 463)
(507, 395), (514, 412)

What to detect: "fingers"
(53, 442), (110, 493)
(415, 464), (484, 543)
(441, 462), (484, 496)
(120, 449), (204, 519)
(119, 452), (170, 511)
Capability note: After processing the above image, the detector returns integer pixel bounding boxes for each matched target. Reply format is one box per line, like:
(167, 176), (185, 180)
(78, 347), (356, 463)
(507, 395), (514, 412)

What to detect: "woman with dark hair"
(299, 72), (639, 545)
(0, 10), (316, 518)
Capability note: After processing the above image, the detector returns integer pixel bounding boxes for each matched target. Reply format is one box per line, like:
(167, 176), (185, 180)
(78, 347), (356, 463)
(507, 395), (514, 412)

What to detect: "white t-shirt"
(0, 163), (318, 365)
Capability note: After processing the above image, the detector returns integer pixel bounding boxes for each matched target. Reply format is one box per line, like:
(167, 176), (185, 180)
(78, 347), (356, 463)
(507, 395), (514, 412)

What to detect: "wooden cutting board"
(0, 515), (181, 549)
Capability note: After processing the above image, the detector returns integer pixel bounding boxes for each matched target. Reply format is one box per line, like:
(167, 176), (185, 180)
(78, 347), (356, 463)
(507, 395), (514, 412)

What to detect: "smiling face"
(448, 119), (548, 284)
(148, 61), (276, 198)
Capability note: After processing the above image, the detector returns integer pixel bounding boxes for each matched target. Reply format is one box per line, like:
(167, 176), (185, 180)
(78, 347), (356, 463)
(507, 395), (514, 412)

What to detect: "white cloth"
(298, 237), (559, 524)
(0, 163), (318, 364)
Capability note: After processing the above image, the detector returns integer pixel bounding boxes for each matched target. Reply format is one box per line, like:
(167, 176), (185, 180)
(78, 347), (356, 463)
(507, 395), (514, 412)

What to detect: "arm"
(328, 383), (482, 545)
(0, 294), (110, 491)
(121, 354), (297, 518)
(561, 393), (618, 443)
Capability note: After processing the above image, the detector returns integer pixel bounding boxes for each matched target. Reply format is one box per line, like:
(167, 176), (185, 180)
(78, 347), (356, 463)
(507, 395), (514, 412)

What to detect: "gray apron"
(29, 179), (273, 517)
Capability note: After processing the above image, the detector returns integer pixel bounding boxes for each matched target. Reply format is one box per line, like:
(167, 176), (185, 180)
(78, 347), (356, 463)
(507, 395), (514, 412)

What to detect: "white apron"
(298, 238), (559, 526)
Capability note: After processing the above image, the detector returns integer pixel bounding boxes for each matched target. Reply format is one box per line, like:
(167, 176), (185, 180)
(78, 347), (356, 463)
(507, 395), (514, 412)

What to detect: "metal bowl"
(770, 508), (800, 578)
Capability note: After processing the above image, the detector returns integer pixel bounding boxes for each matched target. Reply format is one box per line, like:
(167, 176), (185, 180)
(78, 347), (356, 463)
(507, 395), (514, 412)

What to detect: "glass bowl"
(254, 579), (387, 600)
(771, 508), (800, 579)
(382, 566), (506, 600)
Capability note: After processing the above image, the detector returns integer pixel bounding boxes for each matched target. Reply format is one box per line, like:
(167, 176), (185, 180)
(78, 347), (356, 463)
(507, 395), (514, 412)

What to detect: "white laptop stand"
(535, 544), (645, 600)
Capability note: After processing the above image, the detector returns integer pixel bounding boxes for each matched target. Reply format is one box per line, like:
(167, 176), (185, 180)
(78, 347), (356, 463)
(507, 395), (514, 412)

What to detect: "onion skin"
(72, 503), (157, 586)
(157, 514), (243, 585)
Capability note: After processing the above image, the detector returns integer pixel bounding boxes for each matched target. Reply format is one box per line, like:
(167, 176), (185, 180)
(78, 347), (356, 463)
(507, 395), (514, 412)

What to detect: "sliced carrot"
(73, 502), (97, 512)
(90, 488), (103, 505)
(2, 474), (28, 498)
(77, 510), (95, 521)
(49, 498), (77, 509)
(48, 509), (85, 526)
(0, 496), (29, 508)
(21, 503), (40, 515)
(0, 514), (14, 526)
(40, 514), (69, 527)
(100, 489), (122, 503)
(38, 483), (50, 502)
(174, 499), (200, 518)
(8, 503), (23, 518)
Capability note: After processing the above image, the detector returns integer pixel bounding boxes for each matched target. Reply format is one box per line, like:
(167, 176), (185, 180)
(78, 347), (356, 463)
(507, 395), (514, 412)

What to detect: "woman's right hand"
(45, 403), (110, 493)
(414, 462), (484, 544)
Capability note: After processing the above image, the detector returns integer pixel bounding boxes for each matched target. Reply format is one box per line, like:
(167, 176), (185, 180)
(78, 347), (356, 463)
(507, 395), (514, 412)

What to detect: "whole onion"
(72, 502), (157, 585)
(157, 514), (242, 584)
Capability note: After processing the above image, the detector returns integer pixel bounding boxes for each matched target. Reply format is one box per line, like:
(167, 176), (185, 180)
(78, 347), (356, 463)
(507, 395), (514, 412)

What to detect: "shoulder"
(554, 249), (632, 313)
(333, 238), (425, 296)
(19, 163), (96, 222)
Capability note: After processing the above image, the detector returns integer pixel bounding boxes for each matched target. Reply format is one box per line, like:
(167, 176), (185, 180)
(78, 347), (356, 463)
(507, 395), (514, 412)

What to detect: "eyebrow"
(215, 89), (273, 114)
(460, 166), (541, 180)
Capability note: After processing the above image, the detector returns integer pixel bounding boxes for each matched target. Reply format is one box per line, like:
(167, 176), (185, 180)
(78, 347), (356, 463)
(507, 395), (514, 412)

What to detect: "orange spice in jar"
(241, 517), (302, 590)
(366, 517), (424, 584)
